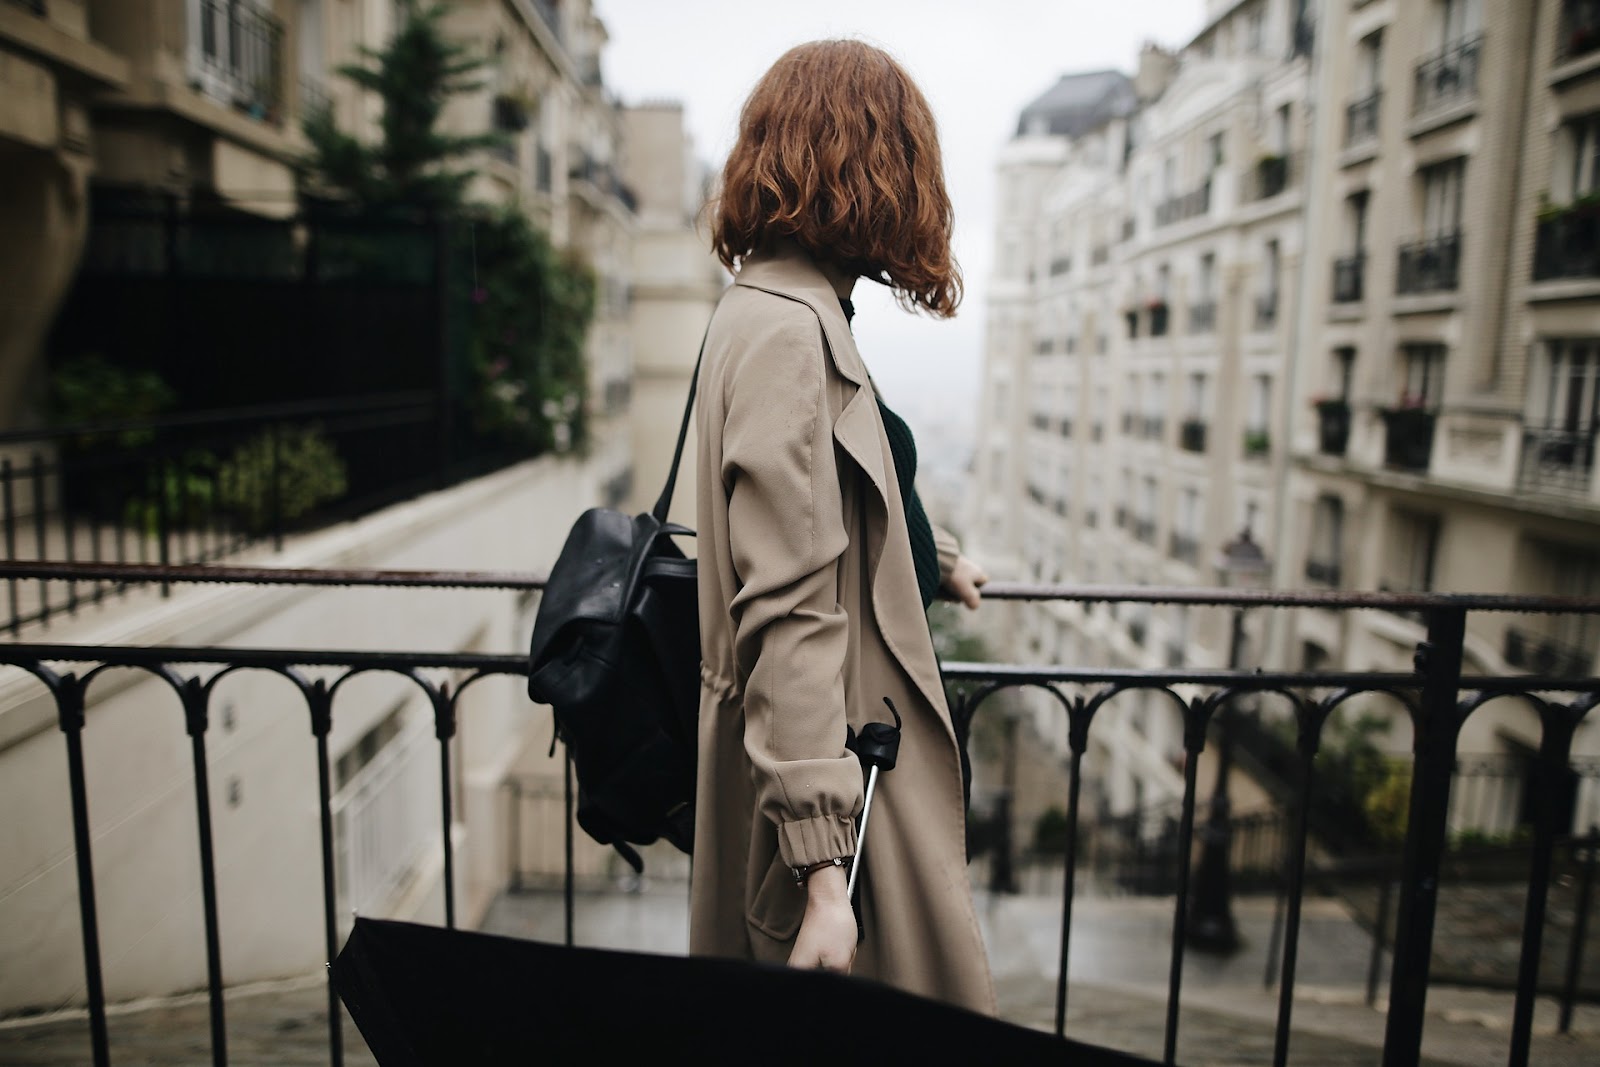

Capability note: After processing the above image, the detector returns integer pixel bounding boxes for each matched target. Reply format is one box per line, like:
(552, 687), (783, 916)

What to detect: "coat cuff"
(933, 524), (962, 585)
(777, 813), (858, 869)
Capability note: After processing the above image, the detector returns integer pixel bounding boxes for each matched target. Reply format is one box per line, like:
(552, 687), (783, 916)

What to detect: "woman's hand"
(946, 555), (989, 611)
(788, 863), (857, 974)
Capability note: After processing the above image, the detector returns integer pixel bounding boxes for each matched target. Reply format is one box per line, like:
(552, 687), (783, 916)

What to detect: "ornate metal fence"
(1, 564), (1598, 1067)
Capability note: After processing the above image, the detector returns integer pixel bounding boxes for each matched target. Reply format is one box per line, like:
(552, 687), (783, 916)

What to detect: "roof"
(1015, 70), (1137, 139)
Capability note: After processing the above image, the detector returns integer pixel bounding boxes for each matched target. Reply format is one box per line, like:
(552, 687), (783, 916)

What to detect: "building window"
(1505, 541), (1600, 675)
(1208, 131), (1226, 171)
(1522, 338), (1600, 493)
(1384, 510), (1441, 594)
(1307, 495), (1343, 586)
(1401, 343), (1447, 407)
(1568, 113), (1600, 201)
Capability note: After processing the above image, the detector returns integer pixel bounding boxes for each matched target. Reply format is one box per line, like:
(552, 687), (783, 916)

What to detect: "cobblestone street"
(2, 887), (1595, 1065)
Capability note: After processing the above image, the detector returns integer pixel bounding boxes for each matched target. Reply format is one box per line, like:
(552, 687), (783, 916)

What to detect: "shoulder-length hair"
(712, 40), (962, 318)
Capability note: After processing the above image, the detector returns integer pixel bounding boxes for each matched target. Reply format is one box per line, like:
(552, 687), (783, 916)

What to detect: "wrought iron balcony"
(1179, 418), (1208, 454)
(1504, 625), (1595, 677)
(1154, 180), (1212, 228)
(193, 0), (285, 124)
(1254, 293), (1279, 331)
(1168, 532), (1200, 565)
(1412, 35), (1482, 118)
(1380, 407), (1437, 472)
(1316, 400), (1352, 457)
(1559, 0), (1600, 63)
(2, 566), (1596, 1066)
(1332, 254), (1365, 304)
(1240, 154), (1293, 203)
(1519, 425), (1597, 495)
(1243, 428), (1271, 458)
(1304, 558), (1342, 587)
(1143, 416), (1166, 442)
(1396, 233), (1462, 295)
(1534, 205), (1600, 281)
(1149, 302), (1170, 337)
(1132, 517), (1157, 544)
(1189, 301), (1217, 334)
(1345, 90), (1382, 149)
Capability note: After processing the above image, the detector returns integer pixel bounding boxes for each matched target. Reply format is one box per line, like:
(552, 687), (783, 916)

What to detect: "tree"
(301, 0), (503, 212)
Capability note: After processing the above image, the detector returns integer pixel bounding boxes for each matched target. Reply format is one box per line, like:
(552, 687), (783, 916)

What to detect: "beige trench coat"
(689, 241), (997, 1014)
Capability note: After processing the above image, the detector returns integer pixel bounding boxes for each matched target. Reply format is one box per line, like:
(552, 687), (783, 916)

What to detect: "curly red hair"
(713, 40), (962, 317)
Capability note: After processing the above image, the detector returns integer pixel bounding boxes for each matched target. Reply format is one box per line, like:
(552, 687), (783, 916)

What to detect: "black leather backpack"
(526, 339), (706, 873)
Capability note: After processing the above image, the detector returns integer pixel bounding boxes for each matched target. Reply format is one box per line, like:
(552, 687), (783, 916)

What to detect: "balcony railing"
(1143, 416), (1166, 442)
(1559, 0), (1600, 63)
(3, 568), (1598, 1066)
(1332, 253), (1366, 303)
(1504, 625), (1596, 677)
(1179, 418), (1208, 453)
(192, 0), (285, 124)
(1396, 232), (1462, 295)
(1519, 425), (1597, 495)
(1534, 206), (1600, 281)
(3, 575), (1600, 1067)
(1168, 532), (1200, 565)
(1254, 293), (1279, 331)
(1413, 35), (1482, 118)
(1149, 302), (1170, 337)
(1154, 180), (1212, 228)
(1132, 517), (1157, 544)
(1316, 400), (1352, 456)
(1345, 90), (1382, 149)
(1381, 407), (1438, 472)
(1189, 301), (1216, 334)
(1241, 153), (1297, 202)
(1243, 428), (1271, 458)
(1305, 558), (1342, 587)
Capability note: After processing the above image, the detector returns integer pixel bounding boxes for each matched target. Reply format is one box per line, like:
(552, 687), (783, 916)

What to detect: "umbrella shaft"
(848, 765), (880, 900)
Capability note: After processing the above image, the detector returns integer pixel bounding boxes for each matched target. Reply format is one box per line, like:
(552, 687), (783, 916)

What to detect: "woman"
(690, 39), (995, 1014)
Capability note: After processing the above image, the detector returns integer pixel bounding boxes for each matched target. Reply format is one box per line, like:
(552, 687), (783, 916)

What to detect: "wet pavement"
(2, 885), (1595, 1065)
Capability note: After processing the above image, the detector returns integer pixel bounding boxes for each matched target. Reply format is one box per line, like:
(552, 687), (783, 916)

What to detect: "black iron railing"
(0, 394), (454, 635)
(195, 0), (285, 124)
(1316, 400), (1352, 456)
(1520, 425), (1597, 494)
(1413, 35), (1482, 117)
(1346, 90), (1382, 148)
(1381, 407), (1437, 472)
(1254, 293), (1279, 331)
(1332, 253), (1365, 303)
(1167, 533), (1200, 566)
(4, 566), (1598, 1067)
(1179, 419), (1207, 453)
(1560, 0), (1600, 63)
(1154, 180), (1211, 228)
(1534, 207), (1600, 280)
(1188, 301), (1216, 334)
(1396, 232), (1462, 294)
(1149, 303), (1169, 337)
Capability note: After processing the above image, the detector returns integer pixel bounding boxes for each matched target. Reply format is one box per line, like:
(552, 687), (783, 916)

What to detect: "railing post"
(179, 675), (228, 1067)
(3, 457), (18, 634)
(306, 678), (343, 1067)
(270, 425), (283, 552)
(1382, 607), (1466, 1066)
(52, 671), (110, 1067)
(1561, 828), (1597, 1035)
(1367, 870), (1393, 1008)
(32, 452), (51, 625)
(432, 680), (458, 929)
(1508, 709), (1577, 1065)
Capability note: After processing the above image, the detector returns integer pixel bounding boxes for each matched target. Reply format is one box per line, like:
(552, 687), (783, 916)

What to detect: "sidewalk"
(2, 886), (1594, 1065)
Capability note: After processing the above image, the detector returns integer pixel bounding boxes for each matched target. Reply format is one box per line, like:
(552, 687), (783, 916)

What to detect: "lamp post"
(1187, 527), (1270, 953)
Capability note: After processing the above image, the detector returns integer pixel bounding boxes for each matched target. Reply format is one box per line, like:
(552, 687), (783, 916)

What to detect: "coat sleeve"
(720, 310), (862, 870)
(932, 524), (962, 587)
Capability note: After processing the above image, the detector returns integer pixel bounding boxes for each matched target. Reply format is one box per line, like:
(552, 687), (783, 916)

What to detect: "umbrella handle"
(847, 764), (880, 900)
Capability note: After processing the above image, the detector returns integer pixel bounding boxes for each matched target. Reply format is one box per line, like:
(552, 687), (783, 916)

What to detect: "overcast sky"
(592, 0), (1207, 449)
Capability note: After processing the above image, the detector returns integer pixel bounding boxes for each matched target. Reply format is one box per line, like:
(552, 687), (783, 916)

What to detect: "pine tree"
(301, 0), (503, 212)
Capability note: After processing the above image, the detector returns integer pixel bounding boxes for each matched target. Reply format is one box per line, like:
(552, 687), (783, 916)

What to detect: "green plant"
(51, 355), (175, 448)
(300, 0), (505, 213)
(1362, 762), (1412, 845)
(1032, 806), (1072, 855)
(218, 425), (349, 533)
(1243, 429), (1271, 456)
(123, 450), (221, 537)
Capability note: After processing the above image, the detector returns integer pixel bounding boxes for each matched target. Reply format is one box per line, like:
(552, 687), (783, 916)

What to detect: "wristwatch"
(791, 856), (849, 885)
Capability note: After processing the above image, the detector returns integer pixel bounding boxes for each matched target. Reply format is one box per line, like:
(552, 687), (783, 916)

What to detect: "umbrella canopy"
(333, 918), (1156, 1065)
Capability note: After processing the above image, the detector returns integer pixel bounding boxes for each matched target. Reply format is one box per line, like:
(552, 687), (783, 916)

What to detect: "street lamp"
(1187, 526), (1270, 953)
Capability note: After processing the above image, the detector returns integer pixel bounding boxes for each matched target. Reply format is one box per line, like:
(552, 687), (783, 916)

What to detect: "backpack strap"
(650, 300), (720, 523)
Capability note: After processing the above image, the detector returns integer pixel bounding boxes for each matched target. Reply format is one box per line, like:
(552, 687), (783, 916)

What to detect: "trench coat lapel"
(732, 248), (955, 744)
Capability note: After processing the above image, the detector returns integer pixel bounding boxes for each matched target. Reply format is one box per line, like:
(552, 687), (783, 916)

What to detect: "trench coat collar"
(731, 243), (955, 743)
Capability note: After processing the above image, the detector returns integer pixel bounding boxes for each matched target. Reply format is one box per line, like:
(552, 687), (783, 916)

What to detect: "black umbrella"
(333, 918), (1156, 1065)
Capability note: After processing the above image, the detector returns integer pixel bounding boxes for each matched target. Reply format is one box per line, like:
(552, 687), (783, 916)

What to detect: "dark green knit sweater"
(839, 298), (941, 610)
